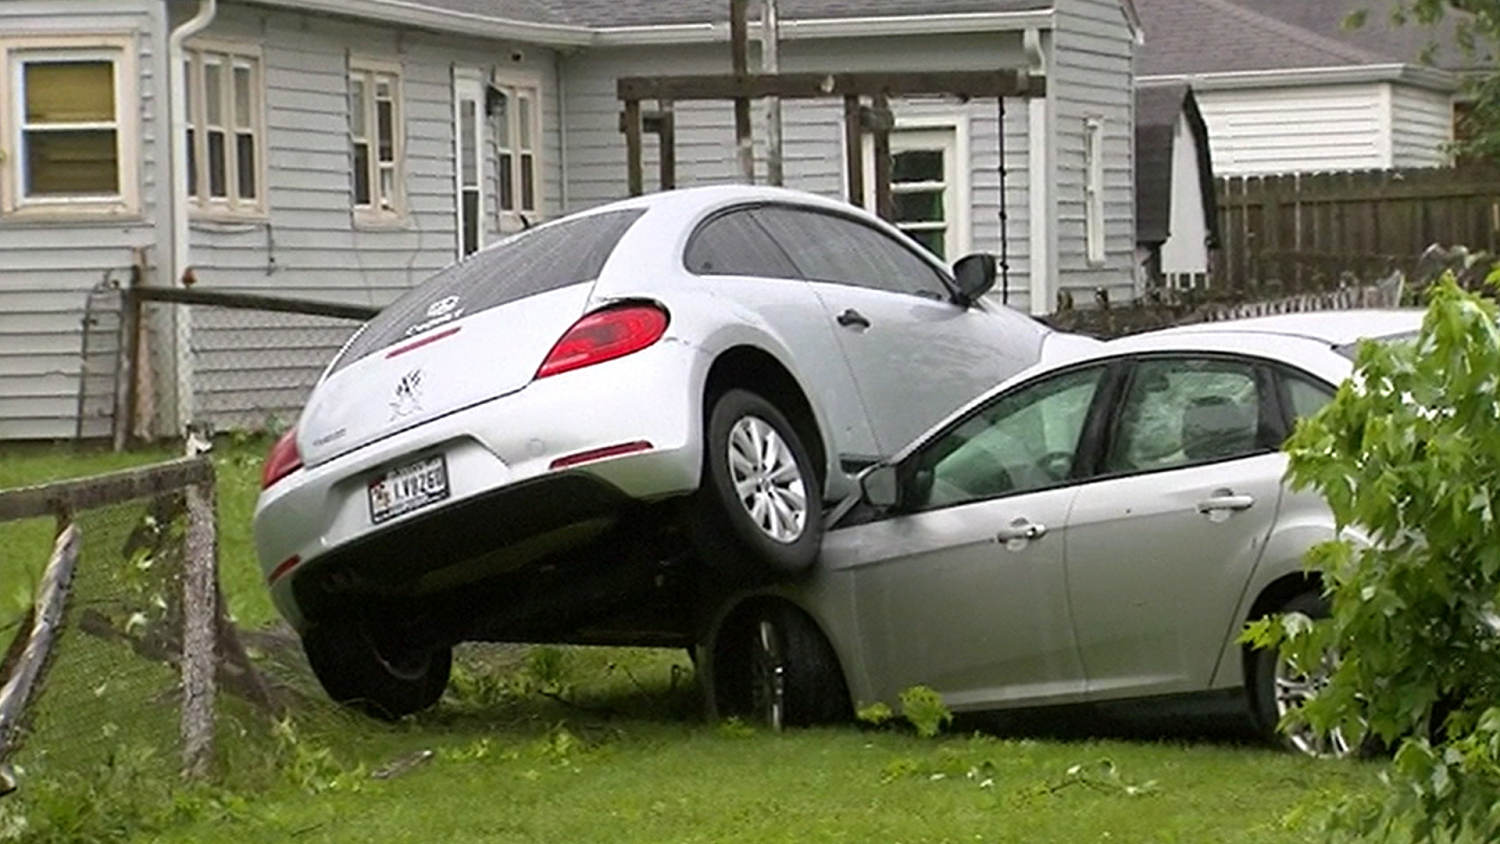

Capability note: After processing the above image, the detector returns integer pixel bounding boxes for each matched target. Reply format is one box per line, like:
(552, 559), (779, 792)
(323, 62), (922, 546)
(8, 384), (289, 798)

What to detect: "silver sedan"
(701, 310), (1422, 755)
(253, 185), (1076, 718)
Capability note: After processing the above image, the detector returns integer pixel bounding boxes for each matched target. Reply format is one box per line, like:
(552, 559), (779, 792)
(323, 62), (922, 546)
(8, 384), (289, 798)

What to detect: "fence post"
(112, 286), (141, 453)
(181, 473), (217, 779)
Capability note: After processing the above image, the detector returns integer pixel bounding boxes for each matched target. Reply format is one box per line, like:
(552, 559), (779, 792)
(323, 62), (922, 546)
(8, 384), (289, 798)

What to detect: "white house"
(1134, 82), (1217, 288)
(0, 0), (1140, 440)
(1136, 0), (1463, 176)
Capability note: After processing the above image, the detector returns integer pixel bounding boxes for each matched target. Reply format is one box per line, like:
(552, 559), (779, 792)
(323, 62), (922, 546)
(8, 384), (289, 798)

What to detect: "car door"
(1062, 355), (1288, 699)
(821, 364), (1108, 710)
(683, 207), (881, 466)
(749, 205), (1032, 456)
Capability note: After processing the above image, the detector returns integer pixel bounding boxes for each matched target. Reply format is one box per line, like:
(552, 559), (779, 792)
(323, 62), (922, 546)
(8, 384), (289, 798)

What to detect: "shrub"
(1246, 273), (1500, 841)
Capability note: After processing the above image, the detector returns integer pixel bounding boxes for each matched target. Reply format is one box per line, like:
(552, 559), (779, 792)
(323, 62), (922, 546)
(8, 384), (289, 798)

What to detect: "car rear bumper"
(254, 341), (707, 630)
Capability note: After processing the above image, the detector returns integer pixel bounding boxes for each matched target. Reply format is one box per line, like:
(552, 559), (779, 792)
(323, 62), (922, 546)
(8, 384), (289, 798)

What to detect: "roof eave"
(1138, 63), (1459, 93)
(591, 10), (1057, 46)
(250, 0), (596, 47)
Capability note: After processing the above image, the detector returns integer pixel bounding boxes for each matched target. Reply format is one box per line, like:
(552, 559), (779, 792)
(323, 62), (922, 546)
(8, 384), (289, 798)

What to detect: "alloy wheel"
(726, 416), (808, 544)
(1273, 640), (1353, 758)
(750, 619), (786, 731)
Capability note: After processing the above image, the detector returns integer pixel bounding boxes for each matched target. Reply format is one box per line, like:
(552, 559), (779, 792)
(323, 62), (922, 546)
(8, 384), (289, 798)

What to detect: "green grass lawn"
(0, 441), (1376, 843)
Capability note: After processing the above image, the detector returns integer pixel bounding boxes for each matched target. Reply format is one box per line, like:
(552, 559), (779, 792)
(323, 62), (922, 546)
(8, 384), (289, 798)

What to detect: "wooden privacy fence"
(1216, 164), (1500, 291)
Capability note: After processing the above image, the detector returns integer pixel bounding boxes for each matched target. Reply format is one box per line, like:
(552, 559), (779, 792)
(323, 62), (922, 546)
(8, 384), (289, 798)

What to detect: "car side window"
(683, 208), (800, 278)
(1104, 358), (1267, 475)
(1281, 371), (1336, 422)
(750, 206), (952, 300)
(907, 366), (1104, 511)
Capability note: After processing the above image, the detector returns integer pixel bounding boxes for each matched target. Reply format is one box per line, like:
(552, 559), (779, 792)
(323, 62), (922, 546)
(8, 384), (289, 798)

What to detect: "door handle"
(836, 308), (871, 329)
(996, 519), (1047, 544)
(1196, 492), (1255, 515)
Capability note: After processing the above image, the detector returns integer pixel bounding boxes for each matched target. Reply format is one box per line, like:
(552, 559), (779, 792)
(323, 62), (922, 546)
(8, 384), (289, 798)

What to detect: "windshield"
(1335, 330), (1419, 360)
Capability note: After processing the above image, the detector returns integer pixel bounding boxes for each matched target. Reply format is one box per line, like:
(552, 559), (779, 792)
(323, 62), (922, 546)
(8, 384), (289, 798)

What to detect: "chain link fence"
(0, 458), (269, 785)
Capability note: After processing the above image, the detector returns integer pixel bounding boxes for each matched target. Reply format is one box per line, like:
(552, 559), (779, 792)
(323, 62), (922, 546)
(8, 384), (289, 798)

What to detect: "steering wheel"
(1035, 451), (1075, 481)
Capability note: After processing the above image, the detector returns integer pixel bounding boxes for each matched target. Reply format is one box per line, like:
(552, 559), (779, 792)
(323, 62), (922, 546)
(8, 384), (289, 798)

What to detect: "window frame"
(349, 55), (405, 226)
(1089, 353), (1283, 481)
(0, 35), (139, 219)
(490, 68), (543, 230)
(852, 116), (973, 261)
(1083, 116), (1105, 266)
(750, 202), (958, 302)
(184, 39), (266, 220)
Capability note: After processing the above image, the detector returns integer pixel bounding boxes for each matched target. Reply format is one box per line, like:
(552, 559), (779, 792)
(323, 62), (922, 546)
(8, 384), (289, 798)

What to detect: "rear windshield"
(1335, 330), (1419, 359)
(333, 209), (644, 370)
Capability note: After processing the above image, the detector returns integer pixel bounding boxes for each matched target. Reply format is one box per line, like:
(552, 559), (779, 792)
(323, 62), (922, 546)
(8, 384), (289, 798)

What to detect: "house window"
(2, 39), (138, 216)
(1084, 117), (1105, 265)
(491, 73), (541, 224)
(350, 58), (404, 220)
(855, 122), (969, 261)
(184, 43), (263, 215)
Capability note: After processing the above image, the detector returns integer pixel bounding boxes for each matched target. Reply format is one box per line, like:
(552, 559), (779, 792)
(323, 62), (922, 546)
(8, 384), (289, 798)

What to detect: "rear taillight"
(260, 427), (303, 490)
(535, 303), (669, 379)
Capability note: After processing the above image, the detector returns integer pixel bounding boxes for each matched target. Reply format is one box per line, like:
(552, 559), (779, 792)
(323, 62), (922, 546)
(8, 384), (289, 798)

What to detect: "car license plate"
(368, 455), (449, 524)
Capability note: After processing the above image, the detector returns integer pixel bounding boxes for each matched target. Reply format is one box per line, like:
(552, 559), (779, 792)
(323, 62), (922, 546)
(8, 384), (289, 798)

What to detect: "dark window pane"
(186, 128), (196, 196)
(752, 206), (950, 298)
(894, 190), (944, 223)
(685, 209), (799, 278)
(892, 150), (942, 183)
(499, 152), (514, 210)
(24, 129), (118, 195)
(462, 189), (479, 256)
(353, 142), (371, 205)
(906, 228), (945, 260)
(207, 130), (226, 197)
(377, 100), (394, 162)
(520, 153), (535, 210)
(236, 133), (256, 199)
(1105, 358), (1264, 474)
(336, 209), (646, 370)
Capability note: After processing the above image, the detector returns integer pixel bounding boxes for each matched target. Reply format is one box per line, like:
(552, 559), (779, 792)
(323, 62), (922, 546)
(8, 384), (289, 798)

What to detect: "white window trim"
(1084, 116), (1105, 266)
(840, 113), (973, 260)
(349, 55), (406, 227)
(490, 67), (543, 231)
(185, 38), (267, 220)
(454, 67), (486, 258)
(0, 34), (140, 219)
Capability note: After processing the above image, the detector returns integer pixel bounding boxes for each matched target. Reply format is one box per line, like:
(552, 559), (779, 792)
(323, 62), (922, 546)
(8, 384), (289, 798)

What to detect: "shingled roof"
(1137, 0), (1481, 77)
(1135, 83), (1217, 247)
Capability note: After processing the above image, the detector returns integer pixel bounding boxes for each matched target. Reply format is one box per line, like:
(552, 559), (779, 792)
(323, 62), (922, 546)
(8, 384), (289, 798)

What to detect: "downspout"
(167, 0), (217, 435)
(554, 49), (569, 213)
(1023, 27), (1051, 316)
(169, 0), (217, 290)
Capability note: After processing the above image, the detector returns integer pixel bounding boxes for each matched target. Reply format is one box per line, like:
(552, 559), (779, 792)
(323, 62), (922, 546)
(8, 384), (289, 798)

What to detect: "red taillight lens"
(535, 304), (669, 379)
(260, 427), (303, 490)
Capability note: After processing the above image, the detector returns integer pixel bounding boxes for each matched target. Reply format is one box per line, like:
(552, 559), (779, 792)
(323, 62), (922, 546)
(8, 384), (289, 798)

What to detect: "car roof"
(574, 184), (859, 218)
(1137, 309), (1423, 346)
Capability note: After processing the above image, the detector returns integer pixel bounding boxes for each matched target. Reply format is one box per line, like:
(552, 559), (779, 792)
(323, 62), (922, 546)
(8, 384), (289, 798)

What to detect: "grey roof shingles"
(1134, 83), (1217, 246)
(406, 0), (1052, 28)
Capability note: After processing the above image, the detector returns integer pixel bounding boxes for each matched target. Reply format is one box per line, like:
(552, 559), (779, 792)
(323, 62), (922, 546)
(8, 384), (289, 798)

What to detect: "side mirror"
(860, 464), (900, 510)
(952, 253), (997, 307)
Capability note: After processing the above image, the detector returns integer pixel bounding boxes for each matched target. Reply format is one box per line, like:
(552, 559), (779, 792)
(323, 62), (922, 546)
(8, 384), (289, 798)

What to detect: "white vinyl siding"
(1192, 83), (1386, 176)
(1391, 83), (1453, 167)
(1052, 0), (1137, 306)
(1160, 114), (1210, 279)
(0, 3), (162, 441)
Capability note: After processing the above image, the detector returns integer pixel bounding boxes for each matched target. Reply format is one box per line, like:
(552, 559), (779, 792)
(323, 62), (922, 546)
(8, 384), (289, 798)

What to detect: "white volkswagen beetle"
(253, 185), (1084, 717)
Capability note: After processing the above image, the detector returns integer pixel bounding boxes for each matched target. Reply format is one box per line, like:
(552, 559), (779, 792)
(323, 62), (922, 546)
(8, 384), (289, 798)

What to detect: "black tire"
(713, 602), (849, 728)
(301, 622), (452, 720)
(1250, 591), (1352, 756)
(692, 389), (823, 578)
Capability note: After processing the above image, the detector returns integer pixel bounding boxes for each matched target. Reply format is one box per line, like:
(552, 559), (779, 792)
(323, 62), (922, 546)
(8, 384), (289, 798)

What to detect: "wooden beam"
(872, 93), (893, 222)
(133, 287), (378, 321)
(0, 456), (213, 522)
(730, 0), (755, 183)
(844, 95), (864, 208)
(624, 98), (644, 197)
(659, 100), (676, 191)
(618, 70), (1044, 102)
(0, 524), (81, 759)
